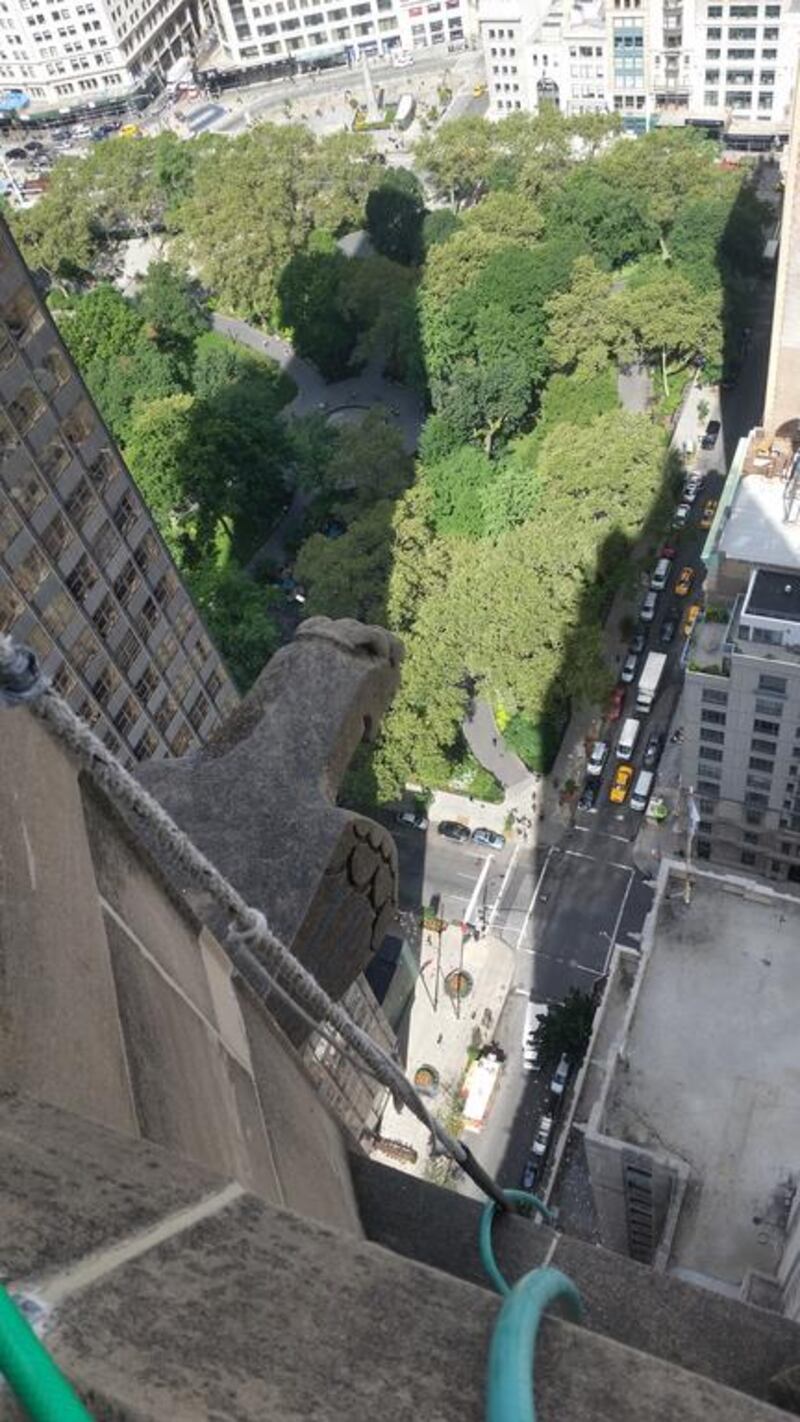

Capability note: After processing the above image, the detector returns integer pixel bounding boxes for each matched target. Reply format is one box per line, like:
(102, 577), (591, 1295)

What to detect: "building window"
(133, 728), (158, 761)
(13, 546), (49, 599)
(39, 512), (73, 562)
(116, 628), (140, 675)
(52, 661), (75, 697)
(41, 588), (75, 637)
(755, 698), (783, 718)
(758, 674), (786, 695)
(112, 491), (138, 537)
(702, 687), (728, 706)
(745, 791), (768, 808)
(92, 518), (120, 566)
(40, 347), (70, 389)
(136, 596), (159, 636)
(697, 780), (720, 798)
(113, 560), (139, 606)
(740, 849), (756, 866)
(743, 831), (759, 845)
(135, 665), (160, 703)
(699, 727), (725, 744)
(170, 722), (193, 756)
(753, 718), (780, 736)
(207, 670), (222, 699)
(133, 531), (159, 575)
(188, 692), (209, 731)
(0, 500), (21, 552)
(92, 594), (118, 638)
(701, 708), (726, 726)
(698, 745), (723, 763)
(113, 695), (138, 737)
(154, 694), (177, 734)
(93, 663), (118, 707)
(2, 289), (43, 342)
(62, 400), (93, 447)
(86, 449), (117, 493)
(154, 572), (177, 607)
(39, 438), (70, 479)
(749, 756), (774, 772)
(8, 385), (45, 434)
(0, 578), (23, 632)
(750, 737), (777, 755)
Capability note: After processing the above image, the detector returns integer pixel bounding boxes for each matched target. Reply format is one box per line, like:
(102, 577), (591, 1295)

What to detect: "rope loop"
(0, 638), (49, 707)
(479, 1189), (554, 1297)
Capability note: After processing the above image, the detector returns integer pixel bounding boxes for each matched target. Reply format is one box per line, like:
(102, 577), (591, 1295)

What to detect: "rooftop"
(745, 568), (800, 621)
(718, 469), (800, 571)
(601, 871), (800, 1290)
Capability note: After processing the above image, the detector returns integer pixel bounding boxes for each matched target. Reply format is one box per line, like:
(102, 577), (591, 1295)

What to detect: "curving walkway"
(211, 312), (424, 453)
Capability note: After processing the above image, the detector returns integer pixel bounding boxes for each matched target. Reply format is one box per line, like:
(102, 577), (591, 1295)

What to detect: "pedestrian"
(492, 736), (497, 747)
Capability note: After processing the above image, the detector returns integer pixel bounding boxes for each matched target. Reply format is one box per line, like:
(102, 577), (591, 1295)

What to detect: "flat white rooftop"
(604, 871), (800, 1290)
(718, 473), (800, 570)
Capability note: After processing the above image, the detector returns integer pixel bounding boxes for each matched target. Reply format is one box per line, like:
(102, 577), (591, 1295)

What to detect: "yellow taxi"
(609, 763), (633, 805)
(682, 602), (701, 638)
(119, 123), (142, 139)
(473, 83), (487, 97)
(675, 565), (695, 597)
(699, 498), (718, 530)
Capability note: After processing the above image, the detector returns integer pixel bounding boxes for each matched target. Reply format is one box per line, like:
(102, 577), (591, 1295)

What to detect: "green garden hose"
(480, 1189), (583, 1422)
(0, 1285), (93, 1421)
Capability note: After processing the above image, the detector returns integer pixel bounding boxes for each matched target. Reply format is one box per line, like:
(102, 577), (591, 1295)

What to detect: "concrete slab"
(605, 873), (800, 1288)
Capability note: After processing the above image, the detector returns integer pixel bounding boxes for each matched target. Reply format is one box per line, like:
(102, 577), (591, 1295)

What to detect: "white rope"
(0, 635), (467, 1169)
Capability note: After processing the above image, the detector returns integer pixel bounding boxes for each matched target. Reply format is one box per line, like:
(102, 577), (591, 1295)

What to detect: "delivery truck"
(636, 651), (667, 714)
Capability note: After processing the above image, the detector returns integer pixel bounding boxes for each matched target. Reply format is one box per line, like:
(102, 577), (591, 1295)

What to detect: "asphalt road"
(391, 260), (777, 1198)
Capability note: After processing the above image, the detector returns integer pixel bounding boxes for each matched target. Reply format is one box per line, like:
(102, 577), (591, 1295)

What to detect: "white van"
(650, 557), (672, 592)
(522, 1000), (549, 1072)
(630, 769), (654, 812)
(617, 717), (641, 760)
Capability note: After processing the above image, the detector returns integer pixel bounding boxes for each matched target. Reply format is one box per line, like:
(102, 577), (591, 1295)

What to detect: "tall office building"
(478, 0), (799, 136)
(0, 214), (238, 765)
(680, 69), (800, 884)
(200, 0), (475, 71)
(0, 0), (201, 107)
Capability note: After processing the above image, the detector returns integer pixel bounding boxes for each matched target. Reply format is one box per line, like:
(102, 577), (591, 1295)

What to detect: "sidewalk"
(376, 923), (516, 1177)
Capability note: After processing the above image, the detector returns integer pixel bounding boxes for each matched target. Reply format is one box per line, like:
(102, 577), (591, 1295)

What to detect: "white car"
(550, 1053), (570, 1097)
(532, 1115), (553, 1157)
(672, 502), (691, 529)
(640, 591), (659, 623)
(586, 740), (608, 778)
(620, 652), (638, 684)
(393, 50), (414, 65)
(395, 809), (428, 831)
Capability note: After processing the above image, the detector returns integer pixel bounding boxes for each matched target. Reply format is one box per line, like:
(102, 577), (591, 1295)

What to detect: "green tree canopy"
(278, 232), (359, 379)
(545, 256), (622, 375)
(187, 559), (281, 691)
(422, 444), (495, 537)
(326, 407), (413, 505)
(365, 167), (424, 265)
(533, 988), (595, 1068)
(53, 283), (143, 366)
(136, 260), (209, 358)
(415, 116), (496, 208)
(295, 499), (395, 622)
(543, 165), (659, 267)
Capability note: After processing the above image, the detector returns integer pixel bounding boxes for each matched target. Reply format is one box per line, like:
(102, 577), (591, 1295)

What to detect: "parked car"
(682, 477), (703, 504)
(701, 419), (721, 449)
(606, 686), (626, 722)
(586, 740), (609, 777)
(629, 625), (647, 654)
(5, 147), (27, 160)
(672, 502), (692, 529)
(609, 763), (634, 805)
(521, 1157), (539, 1192)
(643, 731), (664, 771)
(640, 591), (659, 623)
(682, 602), (702, 638)
(438, 820), (470, 842)
(659, 610), (679, 644)
(472, 827), (506, 851)
(660, 541), (678, 561)
(550, 1052), (570, 1096)
(395, 808), (428, 831)
(578, 779), (600, 812)
(393, 49), (414, 65)
(675, 566), (695, 597)
(620, 651), (639, 684)
(699, 499), (718, 530)
(532, 1115), (554, 1157)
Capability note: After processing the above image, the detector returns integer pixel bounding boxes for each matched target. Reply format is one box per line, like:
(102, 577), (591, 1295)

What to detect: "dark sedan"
(437, 820), (470, 843)
(643, 732), (664, 771)
(701, 419), (721, 450)
(659, 611), (679, 645)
